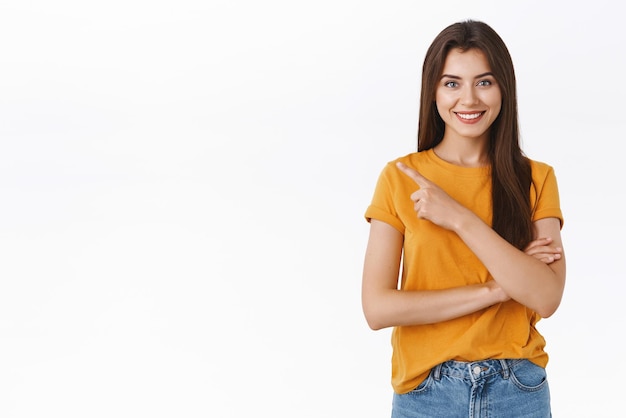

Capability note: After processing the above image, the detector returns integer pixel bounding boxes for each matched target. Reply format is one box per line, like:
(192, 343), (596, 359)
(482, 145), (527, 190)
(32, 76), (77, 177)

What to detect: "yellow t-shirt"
(364, 149), (563, 394)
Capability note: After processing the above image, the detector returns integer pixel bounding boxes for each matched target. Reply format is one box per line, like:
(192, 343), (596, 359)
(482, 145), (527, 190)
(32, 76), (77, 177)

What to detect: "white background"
(0, 1), (623, 417)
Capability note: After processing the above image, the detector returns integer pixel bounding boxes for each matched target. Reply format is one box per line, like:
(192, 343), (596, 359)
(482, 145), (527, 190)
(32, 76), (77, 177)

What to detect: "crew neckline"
(425, 149), (490, 177)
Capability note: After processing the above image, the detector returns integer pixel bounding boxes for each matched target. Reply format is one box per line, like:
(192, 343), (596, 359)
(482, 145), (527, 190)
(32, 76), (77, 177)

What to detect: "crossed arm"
(361, 163), (566, 331)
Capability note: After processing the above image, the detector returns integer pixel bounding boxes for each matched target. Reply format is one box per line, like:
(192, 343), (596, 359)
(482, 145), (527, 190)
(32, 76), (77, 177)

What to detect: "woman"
(362, 20), (565, 417)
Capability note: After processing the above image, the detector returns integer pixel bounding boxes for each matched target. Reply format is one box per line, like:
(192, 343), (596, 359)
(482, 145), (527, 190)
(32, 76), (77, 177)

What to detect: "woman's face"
(435, 48), (502, 143)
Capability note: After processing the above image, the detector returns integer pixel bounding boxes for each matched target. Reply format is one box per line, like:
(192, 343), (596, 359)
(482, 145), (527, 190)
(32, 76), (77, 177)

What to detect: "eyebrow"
(440, 72), (495, 80)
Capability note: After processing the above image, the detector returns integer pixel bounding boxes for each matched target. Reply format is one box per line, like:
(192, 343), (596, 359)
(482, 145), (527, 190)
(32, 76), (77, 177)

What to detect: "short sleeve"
(364, 162), (406, 234)
(531, 162), (564, 228)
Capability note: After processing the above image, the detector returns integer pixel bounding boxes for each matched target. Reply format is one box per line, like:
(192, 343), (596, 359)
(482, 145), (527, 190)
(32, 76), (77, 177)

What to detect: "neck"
(433, 138), (490, 168)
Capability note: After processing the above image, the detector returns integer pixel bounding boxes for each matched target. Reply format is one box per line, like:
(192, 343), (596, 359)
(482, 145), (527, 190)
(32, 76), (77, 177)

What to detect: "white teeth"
(457, 112), (482, 120)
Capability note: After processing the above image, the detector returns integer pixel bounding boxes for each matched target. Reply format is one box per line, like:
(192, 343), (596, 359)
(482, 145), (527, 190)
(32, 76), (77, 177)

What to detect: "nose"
(460, 85), (479, 106)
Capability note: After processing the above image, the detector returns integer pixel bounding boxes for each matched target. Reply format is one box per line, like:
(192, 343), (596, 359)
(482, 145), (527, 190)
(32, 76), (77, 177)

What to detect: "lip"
(454, 111), (486, 124)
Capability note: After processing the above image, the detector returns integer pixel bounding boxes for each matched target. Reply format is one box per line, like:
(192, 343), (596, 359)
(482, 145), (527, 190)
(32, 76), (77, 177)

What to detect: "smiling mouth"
(455, 112), (485, 120)
(455, 111), (486, 123)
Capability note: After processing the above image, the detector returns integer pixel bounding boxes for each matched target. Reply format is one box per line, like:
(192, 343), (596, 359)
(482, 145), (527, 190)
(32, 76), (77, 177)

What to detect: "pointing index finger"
(396, 162), (428, 187)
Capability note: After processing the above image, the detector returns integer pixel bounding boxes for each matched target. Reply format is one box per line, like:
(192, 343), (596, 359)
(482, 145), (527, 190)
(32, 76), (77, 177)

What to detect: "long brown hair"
(418, 20), (532, 249)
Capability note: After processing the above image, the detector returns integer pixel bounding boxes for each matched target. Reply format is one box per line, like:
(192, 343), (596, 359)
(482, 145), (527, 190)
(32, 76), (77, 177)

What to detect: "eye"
(477, 79), (493, 87)
(444, 81), (458, 88)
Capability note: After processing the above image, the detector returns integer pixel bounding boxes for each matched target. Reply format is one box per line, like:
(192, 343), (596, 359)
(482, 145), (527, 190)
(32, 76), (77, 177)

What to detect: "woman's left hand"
(524, 237), (562, 264)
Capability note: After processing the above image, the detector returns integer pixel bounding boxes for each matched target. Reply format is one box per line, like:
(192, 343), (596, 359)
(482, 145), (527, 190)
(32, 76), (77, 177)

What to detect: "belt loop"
(499, 359), (510, 379)
(433, 363), (443, 381)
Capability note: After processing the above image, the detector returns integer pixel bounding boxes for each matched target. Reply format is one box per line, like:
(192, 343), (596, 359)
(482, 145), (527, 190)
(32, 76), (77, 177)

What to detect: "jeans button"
(473, 366), (481, 375)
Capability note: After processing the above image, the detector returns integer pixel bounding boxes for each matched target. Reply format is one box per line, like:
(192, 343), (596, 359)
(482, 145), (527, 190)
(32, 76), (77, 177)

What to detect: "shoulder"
(370, 152), (428, 195)
(527, 158), (559, 185)
(373, 151), (432, 183)
(528, 158), (554, 173)
(382, 151), (429, 172)
(375, 152), (413, 173)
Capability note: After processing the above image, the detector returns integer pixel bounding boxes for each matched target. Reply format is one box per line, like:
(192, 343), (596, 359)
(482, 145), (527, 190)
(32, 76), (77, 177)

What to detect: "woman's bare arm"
(361, 219), (509, 330)
(456, 216), (565, 318)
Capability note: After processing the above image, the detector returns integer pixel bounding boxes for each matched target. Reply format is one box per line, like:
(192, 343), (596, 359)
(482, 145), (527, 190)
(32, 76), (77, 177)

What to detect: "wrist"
(453, 207), (480, 235)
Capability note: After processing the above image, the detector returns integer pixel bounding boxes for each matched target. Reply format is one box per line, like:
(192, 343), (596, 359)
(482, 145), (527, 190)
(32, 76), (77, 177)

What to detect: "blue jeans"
(392, 359), (551, 418)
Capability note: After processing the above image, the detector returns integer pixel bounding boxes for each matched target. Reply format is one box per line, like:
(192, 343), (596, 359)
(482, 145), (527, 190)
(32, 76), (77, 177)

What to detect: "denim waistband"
(432, 359), (524, 382)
